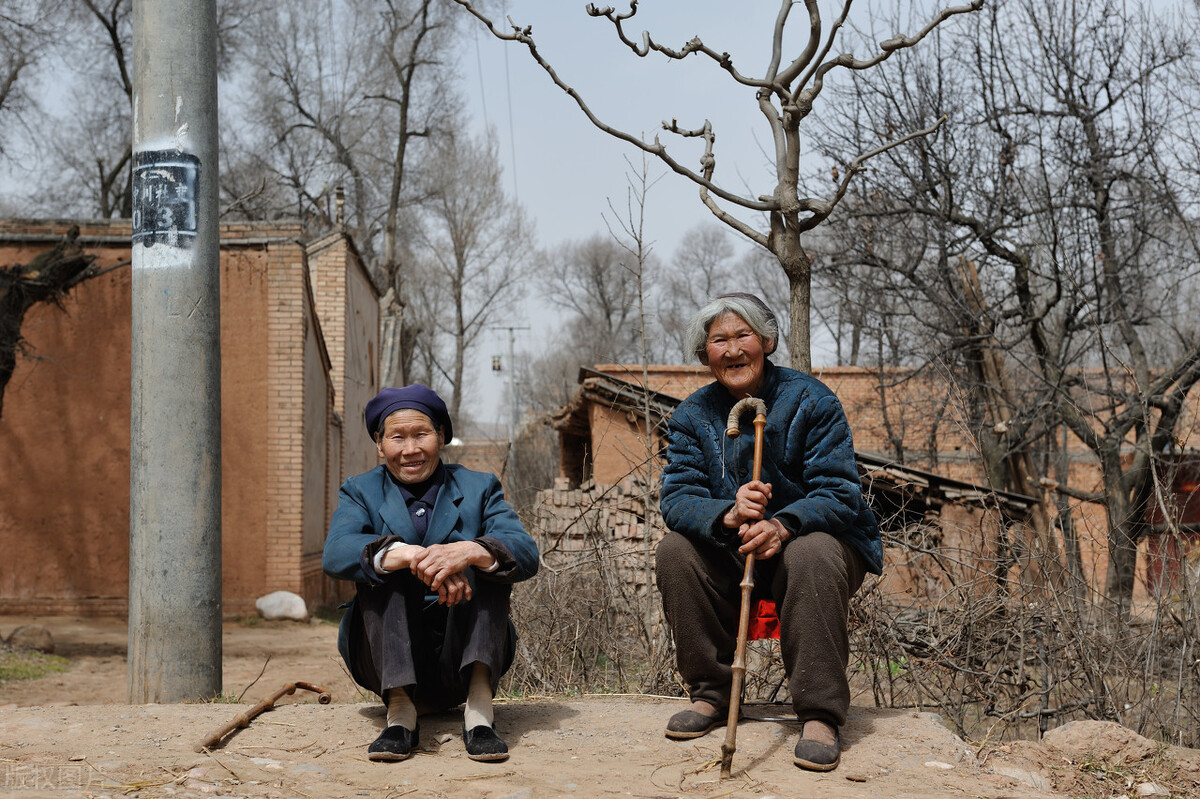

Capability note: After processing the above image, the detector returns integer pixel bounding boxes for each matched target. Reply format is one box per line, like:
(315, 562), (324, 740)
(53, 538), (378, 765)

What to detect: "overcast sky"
(462, 1), (789, 248)
(11, 2), (1187, 428)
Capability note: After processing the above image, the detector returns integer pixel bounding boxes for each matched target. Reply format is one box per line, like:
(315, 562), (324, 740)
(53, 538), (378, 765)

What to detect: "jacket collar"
(376, 463), (464, 546)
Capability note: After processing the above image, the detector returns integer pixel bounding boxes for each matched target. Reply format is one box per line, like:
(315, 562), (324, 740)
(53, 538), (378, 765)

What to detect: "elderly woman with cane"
(323, 384), (538, 763)
(657, 293), (882, 772)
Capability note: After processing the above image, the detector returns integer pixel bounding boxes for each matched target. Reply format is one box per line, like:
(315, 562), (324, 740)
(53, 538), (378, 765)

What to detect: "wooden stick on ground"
(195, 681), (332, 752)
(720, 397), (767, 779)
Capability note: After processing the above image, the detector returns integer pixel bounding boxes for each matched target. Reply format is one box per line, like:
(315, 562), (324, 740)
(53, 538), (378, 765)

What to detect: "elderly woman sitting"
(323, 385), (538, 763)
(656, 293), (882, 772)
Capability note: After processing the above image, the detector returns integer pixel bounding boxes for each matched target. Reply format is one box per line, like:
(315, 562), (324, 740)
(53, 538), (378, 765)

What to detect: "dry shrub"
(852, 510), (1200, 748)
(502, 491), (676, 697)
(505, 481), (1200, 749)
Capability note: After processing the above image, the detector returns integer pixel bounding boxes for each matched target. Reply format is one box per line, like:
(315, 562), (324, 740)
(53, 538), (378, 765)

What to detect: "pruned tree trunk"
(452, 0), (981, 373)
(772, 225), (812, 374)
(1099, 454), (1143, 620)
(0, 227), (99, 417)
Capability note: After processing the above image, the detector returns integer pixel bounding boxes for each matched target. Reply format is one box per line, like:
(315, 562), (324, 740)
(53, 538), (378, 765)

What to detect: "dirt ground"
(2, 615), (1199, 799)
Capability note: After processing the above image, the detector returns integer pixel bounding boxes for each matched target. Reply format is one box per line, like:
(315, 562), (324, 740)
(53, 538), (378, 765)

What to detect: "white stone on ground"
(255, 590), (308, 621)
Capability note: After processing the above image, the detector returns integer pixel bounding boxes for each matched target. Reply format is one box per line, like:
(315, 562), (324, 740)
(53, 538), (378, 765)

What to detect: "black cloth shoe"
(665, 708), (727, 740)
(368, 724), (419, 762)
(462, 724), (509, 762)
(793, 725), (840, 771)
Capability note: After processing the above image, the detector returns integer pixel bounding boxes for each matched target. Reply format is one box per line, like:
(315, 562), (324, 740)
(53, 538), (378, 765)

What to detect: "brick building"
(0, 219), (379, 615)
(543, 363), (1200, 602)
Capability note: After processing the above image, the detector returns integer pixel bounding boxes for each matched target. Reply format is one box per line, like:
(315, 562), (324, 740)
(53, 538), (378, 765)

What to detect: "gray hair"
(684, 293), (779, 363)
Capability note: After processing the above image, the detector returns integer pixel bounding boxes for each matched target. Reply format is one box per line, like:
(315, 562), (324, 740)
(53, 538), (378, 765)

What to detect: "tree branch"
(584, 1), (771, 89)
(0, 227), (103, 417)
(450, 0), (775, 213)
(796, 0), (983, 120)
(801, 113), (950, 232)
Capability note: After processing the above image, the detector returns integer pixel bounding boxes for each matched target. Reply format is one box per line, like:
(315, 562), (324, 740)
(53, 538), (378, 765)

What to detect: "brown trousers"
(656, 529), (866, 728)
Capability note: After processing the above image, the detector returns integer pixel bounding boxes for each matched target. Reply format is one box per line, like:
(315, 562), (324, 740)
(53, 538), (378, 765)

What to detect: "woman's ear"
(763, 337), (777, 356)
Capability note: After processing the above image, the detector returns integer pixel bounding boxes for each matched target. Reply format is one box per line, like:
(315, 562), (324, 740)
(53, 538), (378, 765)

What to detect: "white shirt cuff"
(373, 541), (413, 574)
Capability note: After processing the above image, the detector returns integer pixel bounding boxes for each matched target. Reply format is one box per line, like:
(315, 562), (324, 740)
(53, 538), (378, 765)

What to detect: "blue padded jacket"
(660, 361), (883, 575)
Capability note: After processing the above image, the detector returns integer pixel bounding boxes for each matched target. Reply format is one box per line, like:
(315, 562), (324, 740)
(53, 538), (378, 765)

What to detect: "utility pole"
(490, 326), (529, 442)
(490, 325), (528, 502)
(128, 0), (223, 702)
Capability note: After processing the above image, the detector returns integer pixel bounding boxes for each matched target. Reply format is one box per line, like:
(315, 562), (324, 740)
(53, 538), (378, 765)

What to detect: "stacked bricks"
(529, 480), (666, 601)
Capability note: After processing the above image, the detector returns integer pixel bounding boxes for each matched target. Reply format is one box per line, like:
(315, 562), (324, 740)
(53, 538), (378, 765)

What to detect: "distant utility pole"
(490, 325), (529, 441)
(128, 0), (222, 702)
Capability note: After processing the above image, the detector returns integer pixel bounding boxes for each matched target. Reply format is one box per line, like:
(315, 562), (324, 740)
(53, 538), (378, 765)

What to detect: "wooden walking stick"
(720, 396), (767, 779)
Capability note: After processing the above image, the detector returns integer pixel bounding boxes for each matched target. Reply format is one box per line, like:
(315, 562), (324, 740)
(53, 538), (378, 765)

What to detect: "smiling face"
(375, 409), (444, 484)
(703, 311), (770, 399)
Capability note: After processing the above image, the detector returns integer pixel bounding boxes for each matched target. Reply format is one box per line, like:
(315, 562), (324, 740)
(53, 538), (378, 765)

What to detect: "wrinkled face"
(375, 409), (443, 484)
(703, 311), (769, 399)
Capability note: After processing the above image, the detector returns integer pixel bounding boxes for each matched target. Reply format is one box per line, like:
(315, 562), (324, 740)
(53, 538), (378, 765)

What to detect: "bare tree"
(234, 0), (373, 237)
(231, 0), (462, 387)
(816, 0), (1200, 614)
(15, 0), (133, 217)
(544, 233), (650, 366)
(0, 1), (64, 162)
(2, 0), (253, 216)
(515, 223), (663, 422)
(406, 130), (534, 423)
(604, 152), (661, 437)
(514, 347), (588, 417)
(654, 223), (735, 362)
(450, 0), (982, 372)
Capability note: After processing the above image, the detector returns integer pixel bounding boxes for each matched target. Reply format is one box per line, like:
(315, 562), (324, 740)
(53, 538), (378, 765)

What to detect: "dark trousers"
(656, 529), (866, 727)
(339, 571), (515, 710)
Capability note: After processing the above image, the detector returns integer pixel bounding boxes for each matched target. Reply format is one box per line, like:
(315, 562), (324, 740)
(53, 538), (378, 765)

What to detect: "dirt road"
(2, 615), (1197, 798)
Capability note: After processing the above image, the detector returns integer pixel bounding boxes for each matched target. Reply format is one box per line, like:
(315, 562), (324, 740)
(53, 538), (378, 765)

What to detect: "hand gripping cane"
(720, 396), (767, 779)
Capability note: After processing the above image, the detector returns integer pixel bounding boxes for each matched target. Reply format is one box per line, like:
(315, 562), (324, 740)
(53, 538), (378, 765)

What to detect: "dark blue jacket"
(323, 463), (537, 693)
(323, 463), (539, 585)
(660, 361), (883, 575)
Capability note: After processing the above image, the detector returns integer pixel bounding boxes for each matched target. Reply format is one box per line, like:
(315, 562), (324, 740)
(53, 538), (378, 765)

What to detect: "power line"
(501, 0), (520, 200)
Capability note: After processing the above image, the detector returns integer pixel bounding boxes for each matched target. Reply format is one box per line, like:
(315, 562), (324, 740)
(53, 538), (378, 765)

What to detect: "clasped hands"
(721, 479), (790, 559)
(380, 540), (494, 606)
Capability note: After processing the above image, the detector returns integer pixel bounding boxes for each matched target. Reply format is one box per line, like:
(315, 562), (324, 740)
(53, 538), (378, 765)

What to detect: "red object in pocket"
(747, 598), (780, 640)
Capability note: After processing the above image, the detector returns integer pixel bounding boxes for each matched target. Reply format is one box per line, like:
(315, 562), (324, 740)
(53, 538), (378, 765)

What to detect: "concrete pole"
(128, 0), (222, 703)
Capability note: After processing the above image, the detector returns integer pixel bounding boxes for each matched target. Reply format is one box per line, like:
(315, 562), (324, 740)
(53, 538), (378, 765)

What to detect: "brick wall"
(0, 218), (365, 615)
(263, 234), (308, 597)
(338, 245), (381, 479)
(307, 231), (380, 482)
(307, 234), (347, 417)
